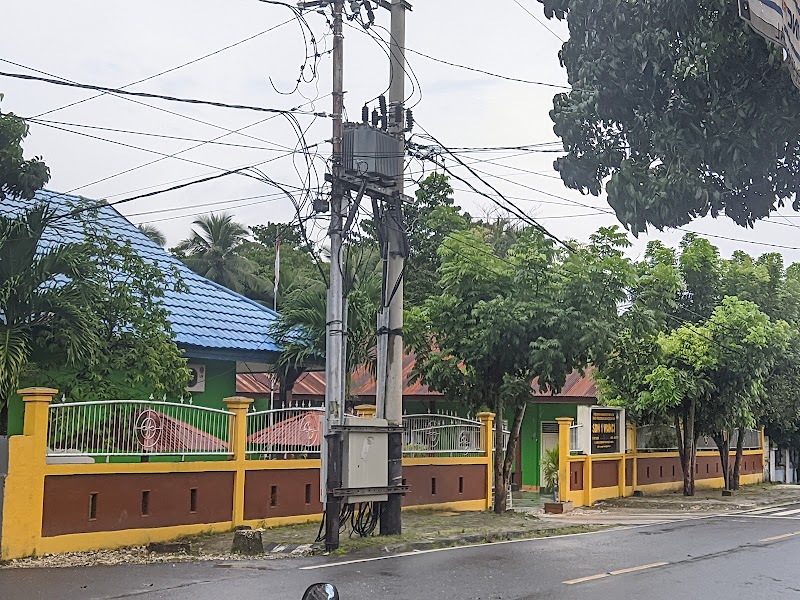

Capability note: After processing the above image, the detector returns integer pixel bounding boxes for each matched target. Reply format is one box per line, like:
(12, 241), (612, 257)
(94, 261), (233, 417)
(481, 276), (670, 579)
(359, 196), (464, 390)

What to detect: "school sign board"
(740, 0), (800, 90)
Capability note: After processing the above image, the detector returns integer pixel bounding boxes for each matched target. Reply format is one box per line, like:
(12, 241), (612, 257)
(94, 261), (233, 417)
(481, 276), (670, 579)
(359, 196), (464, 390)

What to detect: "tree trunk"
(502, 403), (526, 498)
(493, 396), (506, 514)
(732, 424), (746, 491)
(0, 405), (7, 437)
(688, 399), (697, 496)
(277, 367), (303, 409)
(713, 431), (730, 490)
(678, 400), (697, 496)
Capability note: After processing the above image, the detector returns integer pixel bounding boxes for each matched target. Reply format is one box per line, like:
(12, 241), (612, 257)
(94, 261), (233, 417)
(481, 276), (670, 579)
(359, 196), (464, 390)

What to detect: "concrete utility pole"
(379, 0), (407, 536)
(323, 0), (346, 551)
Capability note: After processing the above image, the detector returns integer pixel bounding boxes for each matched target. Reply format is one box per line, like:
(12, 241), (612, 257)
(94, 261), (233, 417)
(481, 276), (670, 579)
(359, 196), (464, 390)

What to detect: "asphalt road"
(5, 504), (800, 600)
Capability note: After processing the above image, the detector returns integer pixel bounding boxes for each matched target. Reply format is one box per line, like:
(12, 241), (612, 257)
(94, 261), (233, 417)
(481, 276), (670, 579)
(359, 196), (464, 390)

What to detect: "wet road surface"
(4, 504), (800, 600)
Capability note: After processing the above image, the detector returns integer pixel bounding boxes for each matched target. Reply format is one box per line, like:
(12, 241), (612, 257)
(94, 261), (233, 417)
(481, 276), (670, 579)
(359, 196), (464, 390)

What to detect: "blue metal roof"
(2, 190), (282, 363)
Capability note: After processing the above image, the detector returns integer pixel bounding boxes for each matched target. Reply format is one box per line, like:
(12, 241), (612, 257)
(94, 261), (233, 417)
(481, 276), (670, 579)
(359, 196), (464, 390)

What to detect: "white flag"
(273, 235), (280, 311)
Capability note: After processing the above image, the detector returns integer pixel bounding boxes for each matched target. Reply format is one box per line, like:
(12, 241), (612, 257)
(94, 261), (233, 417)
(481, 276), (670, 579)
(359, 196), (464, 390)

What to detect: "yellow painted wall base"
(403, 499), (487, 512)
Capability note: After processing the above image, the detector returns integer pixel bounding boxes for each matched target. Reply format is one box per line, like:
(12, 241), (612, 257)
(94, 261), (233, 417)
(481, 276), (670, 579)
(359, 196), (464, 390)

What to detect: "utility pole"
(379, 0), (407, 536)
(323, 0), (346, 551)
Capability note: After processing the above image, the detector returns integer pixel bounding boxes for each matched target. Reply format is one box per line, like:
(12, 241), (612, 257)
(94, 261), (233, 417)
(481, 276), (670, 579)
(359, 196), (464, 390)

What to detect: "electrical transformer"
(342, 123), (403, 180)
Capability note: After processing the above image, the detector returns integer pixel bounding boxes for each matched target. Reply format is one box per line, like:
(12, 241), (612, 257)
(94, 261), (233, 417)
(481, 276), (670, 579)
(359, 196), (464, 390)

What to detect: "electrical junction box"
(341, 415), (389, 503)
(342, 123), (403, 180)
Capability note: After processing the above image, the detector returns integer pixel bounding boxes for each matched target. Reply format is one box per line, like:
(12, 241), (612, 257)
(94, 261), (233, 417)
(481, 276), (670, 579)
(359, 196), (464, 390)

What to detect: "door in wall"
(540, 422), (559, 491)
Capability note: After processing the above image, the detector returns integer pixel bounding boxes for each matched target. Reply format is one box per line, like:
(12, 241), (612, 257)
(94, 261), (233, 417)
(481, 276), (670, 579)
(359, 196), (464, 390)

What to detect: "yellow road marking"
(563, 573), (610, 585)
(609, 562), (669, 575)
(759, 531), (800, 543)
(563, 561), (668, 585)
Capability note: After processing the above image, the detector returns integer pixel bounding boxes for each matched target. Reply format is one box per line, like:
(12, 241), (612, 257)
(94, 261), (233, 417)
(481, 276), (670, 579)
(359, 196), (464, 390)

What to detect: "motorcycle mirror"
(302, 583), (340, 600)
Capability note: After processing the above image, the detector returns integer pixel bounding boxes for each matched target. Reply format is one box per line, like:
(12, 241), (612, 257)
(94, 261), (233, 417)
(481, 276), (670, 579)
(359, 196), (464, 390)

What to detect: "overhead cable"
(0, 70), (330, 117)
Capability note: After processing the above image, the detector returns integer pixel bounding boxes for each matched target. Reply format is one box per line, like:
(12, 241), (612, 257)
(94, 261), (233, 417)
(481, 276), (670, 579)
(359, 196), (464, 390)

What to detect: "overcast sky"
(3, 0), (800, 264)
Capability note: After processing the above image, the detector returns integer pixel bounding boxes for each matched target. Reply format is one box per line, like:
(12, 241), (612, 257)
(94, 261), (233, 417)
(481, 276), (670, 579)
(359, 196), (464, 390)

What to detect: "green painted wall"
(8, 392), (24, 436)
(520, 403), (579, 488)
(186, 358), (237, 409)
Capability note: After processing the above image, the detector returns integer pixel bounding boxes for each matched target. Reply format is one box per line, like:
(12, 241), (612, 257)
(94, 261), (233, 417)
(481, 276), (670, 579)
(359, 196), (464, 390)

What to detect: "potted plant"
(542, 447), (559, 501)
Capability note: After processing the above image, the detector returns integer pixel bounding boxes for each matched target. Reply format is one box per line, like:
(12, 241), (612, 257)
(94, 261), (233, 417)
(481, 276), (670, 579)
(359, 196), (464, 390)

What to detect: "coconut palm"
(0, 203), (99, 433)
(173, 213), (264, 294)
(269, 259), (381, 407)
(138, 224), (167, 247)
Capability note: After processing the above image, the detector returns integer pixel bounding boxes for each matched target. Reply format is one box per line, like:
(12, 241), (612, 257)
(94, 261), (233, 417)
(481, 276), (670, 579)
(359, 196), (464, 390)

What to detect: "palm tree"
(269, 266), (381, 407)
(0, 204), (99, 433)
(138, 223), (167, 247)
(173, 213), (263, 293)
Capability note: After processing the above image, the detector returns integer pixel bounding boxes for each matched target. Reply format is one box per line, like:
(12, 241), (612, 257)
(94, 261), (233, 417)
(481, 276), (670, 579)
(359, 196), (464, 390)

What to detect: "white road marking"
(759, 531), (800, 543)
(562, 573), (610, 585)
(300, 527), (631, 570)
(770, 508), (800, 517)
(563, 561), (669, 585)
(299, 512), (726, 571)
(609, 561), (669, 575)
(736, 514), (800, 520)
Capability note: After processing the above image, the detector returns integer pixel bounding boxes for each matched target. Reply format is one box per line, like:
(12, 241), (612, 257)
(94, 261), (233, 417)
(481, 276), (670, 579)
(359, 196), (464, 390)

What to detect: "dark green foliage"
(540, 0), (800, 234)
(408, 225), (634, 511)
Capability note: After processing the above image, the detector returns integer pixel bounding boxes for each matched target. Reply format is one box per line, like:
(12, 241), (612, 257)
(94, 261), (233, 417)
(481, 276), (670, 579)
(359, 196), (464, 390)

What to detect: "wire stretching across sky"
(27, 18), (299, 120)
(0, 70), (330, 117)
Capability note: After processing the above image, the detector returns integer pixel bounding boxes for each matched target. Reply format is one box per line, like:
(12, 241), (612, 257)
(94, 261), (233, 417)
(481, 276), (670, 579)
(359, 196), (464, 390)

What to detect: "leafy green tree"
(0, 109), (50, 201)
(539, 0), (800, 234)
(0, 204), (99, 434)
(172, 213), (266, 296)
(408, 226), (633, 512)
(371, 173), (469, 307)
(600, 288), (787, 494)
(23, 216), (190, 404)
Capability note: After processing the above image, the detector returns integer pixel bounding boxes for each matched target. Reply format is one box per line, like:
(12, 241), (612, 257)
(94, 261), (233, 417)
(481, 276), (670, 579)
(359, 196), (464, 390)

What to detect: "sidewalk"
(528, 483), (800, 526)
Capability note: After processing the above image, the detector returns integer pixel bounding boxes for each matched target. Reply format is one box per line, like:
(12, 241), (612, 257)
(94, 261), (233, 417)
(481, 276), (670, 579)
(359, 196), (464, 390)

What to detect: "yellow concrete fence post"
(355, 404), (377, 418)
(555, 417), (573, 503)
(478, 412), (495, 510)
(583, 455), (593, 506)
(627, 422), (638, 494)
(224, 396), (254, 527)
(1, 387), (58, 560)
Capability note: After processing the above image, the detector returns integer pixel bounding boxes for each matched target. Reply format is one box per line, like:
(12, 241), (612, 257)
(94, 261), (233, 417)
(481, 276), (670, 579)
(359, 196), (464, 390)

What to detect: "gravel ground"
(0, 547), (272, 570)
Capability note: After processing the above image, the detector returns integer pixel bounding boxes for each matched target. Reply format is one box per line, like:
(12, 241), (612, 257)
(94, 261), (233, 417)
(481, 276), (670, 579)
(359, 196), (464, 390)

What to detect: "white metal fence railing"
(246, 407), (324, 458)
(402, 414), (483, 456)
(47, 400), (233, 457)
(570, 424), (582, 453)
(636, 424), (762, 452)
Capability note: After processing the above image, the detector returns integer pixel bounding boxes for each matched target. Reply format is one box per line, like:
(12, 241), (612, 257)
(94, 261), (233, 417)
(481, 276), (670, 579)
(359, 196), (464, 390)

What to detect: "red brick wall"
(42, 472), (233, 537)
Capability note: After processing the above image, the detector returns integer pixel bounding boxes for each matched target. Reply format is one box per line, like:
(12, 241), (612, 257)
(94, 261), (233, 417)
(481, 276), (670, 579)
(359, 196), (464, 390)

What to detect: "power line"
(403, 47), (570, 90)
(29, 119), (321, 189)
(28, 18), (298, 119)
(25, 118), (310, 154)
(510, 0), (566, 43)
(0, 70), (330, 117)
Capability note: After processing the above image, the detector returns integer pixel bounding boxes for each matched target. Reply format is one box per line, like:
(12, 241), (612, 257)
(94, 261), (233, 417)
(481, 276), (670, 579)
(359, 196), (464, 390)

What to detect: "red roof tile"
(237, 360), (599, 402)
